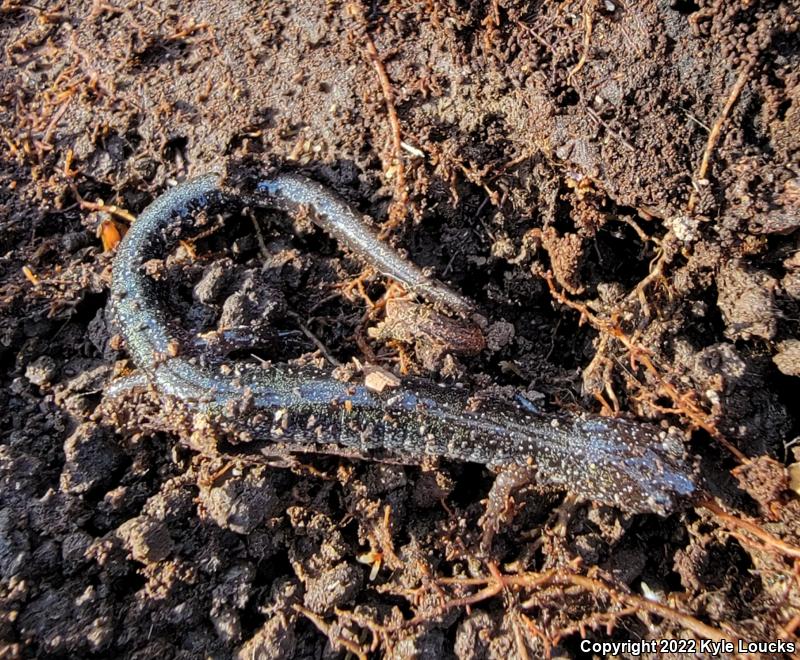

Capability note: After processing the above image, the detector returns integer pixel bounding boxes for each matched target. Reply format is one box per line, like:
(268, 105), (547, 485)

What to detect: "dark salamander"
(108, 173), (697, 543)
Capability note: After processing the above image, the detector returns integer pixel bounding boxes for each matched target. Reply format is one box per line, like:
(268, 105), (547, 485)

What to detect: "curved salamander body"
(109, 173), (697, 517)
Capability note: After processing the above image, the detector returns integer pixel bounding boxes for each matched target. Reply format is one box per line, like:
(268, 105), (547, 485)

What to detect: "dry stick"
(334, 607), (392, 654)
(511, 614), (533, 660)
(68, 183), (136, 223)
(432, 578), (506, 611)
(292, 604), (368, 660)
(780, 613), (800, 639)
(567, 0), (593, 83)
(687, 61), (754, 214)
(517, 22), (557, 57)
(249, 210), (342, 366)
(251, 215), (341, 367)
(586, 107), (636, 152)
(518, 611), (554, 657)
(364, 504), (402, 573)
(619, 215), (659, 246)
(362, 32), (409, 238)
(552, 605), (639, 642)
(428, 568), (734, 643)
(560, 573), (735, 644)
(630, 240), (669, 318)
(543, 272), (748, 462)
(699, 498), (800, 560)
(285, 311), (342, 368)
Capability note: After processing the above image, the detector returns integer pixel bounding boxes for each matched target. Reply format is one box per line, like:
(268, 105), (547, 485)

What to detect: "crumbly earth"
(1, 1), (799, 658)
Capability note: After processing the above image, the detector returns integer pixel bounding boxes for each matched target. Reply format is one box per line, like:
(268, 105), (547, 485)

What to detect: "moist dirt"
(1, 1), (799, 658)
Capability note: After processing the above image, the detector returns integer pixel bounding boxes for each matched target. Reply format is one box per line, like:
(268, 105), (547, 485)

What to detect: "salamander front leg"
(105, 371), (150, 401)
(480, 464), (540, 552)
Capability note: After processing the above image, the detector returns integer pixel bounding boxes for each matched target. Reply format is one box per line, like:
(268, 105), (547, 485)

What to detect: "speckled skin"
(254, 174), (475, 315)
(109, 174), (697, 519)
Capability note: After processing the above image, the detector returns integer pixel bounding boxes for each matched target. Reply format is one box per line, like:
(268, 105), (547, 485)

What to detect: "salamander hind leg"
(105, 371), (150, 401)
(480, 464), (540, 552)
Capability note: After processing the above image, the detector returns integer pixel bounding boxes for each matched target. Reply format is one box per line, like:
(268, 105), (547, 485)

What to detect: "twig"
(563, 573), (735, 643)
(628, 241), (669, 318)
(586, 107), (635, 152)
(250, 214), (341, 366)
(334, 608), (393, 654)
(518, 612), (554, 657)
(687, 61), (754, 213)
(249, 212), (270, 259)
(567, 0), (594, 84)
(419, 566), (736, 643)
(517, 22), (557, 58)
(682, 109), (711, 132)
(699, 498), (800, 560)
(550, 605), (639, 642)
(349, 5), (409, 237)
(285, 311), (341, 367)
(779, 613), (800, 639)
(511, 614), (532, 660)
(69, 183), (136, 223)
(292, 604), (368, 660)
(543, 272), (747, 462)
(618, 215), (659, 246)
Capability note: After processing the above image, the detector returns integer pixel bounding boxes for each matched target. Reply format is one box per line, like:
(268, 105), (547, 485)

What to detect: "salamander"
(108, 172), (697, 543)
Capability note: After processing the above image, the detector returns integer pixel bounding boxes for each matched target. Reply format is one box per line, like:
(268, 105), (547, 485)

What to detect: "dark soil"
(1, 1), (799, 658)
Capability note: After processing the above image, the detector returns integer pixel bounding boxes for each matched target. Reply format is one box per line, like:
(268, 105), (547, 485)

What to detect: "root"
(285, 311), (342, 368)
(567, 0), (594, 84)
(687, 59), (755, 214)
(416, 564), (736, 644)
(347, 3), (409, 237)
(543, 272), (747, 462)
(292, 603), (369, 660)
(68, 183), (136, 223)
(699, 498), (800, 560)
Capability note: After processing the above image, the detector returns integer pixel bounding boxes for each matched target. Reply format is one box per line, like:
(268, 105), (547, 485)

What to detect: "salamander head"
(575, 416), (698, 515)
